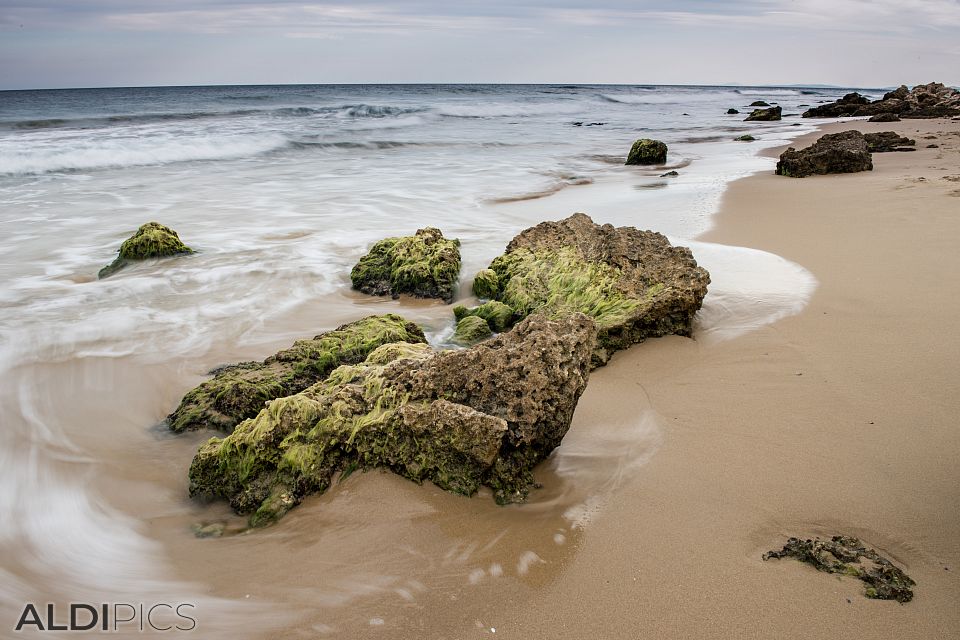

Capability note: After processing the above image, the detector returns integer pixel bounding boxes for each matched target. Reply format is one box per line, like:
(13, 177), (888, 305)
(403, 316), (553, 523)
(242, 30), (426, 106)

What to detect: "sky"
(1, 0), (958, 90)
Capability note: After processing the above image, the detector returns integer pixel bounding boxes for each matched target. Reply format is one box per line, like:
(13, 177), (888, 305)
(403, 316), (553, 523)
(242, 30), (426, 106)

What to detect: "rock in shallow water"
(98, 221), (193, 279)
(452, 315), (493, 345)
(775, 130), (873, 178)
(350, 227), (461, 303)
(625, 138), (668, 165)
(188, 313), (596, 526)
(744, 106), (782, 122)
(469, 213), (710, 366)
(167, 314), (427, 433)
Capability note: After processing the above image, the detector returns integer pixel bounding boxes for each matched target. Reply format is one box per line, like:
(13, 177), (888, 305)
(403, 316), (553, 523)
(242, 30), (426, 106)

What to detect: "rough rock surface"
(188, 313), (596, 526)
(168, 314), (427, 433)
(803, 83), (960, 119)
(470, 213), (710, 366)
(763, 536), (915, 603)
(98, 222), (193, 278)
(744, 106), (782, 122)
(868, 112), (901, 123)
(864, 131), (916, 152)
(452, 315), (492, 345)
(350, 227), (461, 303)
(625, 139), (668, 165)
(775, 131), (873, 178)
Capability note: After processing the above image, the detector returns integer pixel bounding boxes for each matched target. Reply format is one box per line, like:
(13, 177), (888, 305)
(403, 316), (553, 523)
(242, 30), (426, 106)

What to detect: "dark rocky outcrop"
(167, 315), (427, 433)
(749, 100), (770, 107)
(864, 131), (916, 152)
(803, 83), (960, 119)
(625, 139), (668, 165)
(745, 106), (782, 122)
(763, 536), (915, 603)
(869, 112), (900, 123)
(776, 131), (873, 178)
(188, 313), (596, 526)
(660, 170), (679, 177)
(734, 134), (756, 142)
(98, 222), (193, 278)
(727, 108), (740, 114)
(351, 227), (461, 303)
(468, 213), (710, 366)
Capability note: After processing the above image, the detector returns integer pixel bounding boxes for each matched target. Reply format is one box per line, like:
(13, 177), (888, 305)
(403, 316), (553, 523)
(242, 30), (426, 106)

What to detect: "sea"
(0, 84), (870, 636)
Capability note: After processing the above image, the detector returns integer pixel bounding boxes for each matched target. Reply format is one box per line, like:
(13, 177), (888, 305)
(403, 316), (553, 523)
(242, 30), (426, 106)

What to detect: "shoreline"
(493, 117), (960, 637)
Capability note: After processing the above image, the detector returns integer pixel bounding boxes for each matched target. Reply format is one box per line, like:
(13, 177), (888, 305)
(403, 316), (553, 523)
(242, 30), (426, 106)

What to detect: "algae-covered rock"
(763, 536), (915, 603)
(744, 106), (782, 122)
(98, 222), (193, 278)
(188, 313), (595, 526)
(167, 314), (427, 434)
(452, 316), (493, 345)
(472, 268), (500, 299)
(476, 213), (709, 366)
(454, 300), (515, 333)
(776, 130), (873, 178)
(351, 227), (461, 303)
(625, 139), (668, 165)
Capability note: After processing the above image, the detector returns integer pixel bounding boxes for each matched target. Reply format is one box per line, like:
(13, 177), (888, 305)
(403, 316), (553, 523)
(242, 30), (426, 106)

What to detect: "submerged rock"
(864, 131), (916, 152)
(744, 106), (782, 122)
(727, 108), (740, 114)
(763, 536), (915, 603)
(98, 222), (193, 278)
(660, 170), (679, 177)
(454, 300), (515, 333)
(625, 138), (668, 165)
(470, 213), (709, 366)
(188, 313), (596, 526)
(351, 227), (461, 303)
(452, 315), (493, 345)
(775, 130), (873, 178)
(167, 314), (427, 433)
(804, 83), (960, 119)
(749, 100), (771, 107)
(734, 134), (756, 142)
(869, 112), (901, 123)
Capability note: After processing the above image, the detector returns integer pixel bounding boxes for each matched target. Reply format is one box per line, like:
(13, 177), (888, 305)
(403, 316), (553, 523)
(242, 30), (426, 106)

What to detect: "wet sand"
(495, 119), (960, 638)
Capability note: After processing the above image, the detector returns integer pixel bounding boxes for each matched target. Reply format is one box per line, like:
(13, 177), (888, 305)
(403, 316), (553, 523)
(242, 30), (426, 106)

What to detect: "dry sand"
(491, 118), (960, 638)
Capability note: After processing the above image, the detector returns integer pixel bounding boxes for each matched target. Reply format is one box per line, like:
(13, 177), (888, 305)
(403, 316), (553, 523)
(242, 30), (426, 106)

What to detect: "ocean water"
(0, 84), (851, 636)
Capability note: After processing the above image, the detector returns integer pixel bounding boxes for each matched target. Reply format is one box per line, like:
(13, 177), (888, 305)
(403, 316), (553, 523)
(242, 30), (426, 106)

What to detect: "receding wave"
(735, 89), (802, 96)
(0, 134), (290, 175)
(485, 174), (594, 204)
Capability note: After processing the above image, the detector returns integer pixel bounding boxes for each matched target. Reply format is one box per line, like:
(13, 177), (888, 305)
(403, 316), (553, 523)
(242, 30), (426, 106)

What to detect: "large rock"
(744, 106), (782, 121)
(803, 83), (960, 119)
(167, 314), (426, 433)
(351, 227), (461, 303)
(469, 213), (710, 366)
(98, 222), (193, 278)
(864, 131), (916, 152)
(775, 130), (873, 178)
(625, 139), (668, 165)
(188, 313), (596, 526)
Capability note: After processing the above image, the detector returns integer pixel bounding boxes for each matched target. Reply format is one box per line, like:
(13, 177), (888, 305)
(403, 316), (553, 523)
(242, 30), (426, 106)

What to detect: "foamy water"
(0, 83), (844, 636)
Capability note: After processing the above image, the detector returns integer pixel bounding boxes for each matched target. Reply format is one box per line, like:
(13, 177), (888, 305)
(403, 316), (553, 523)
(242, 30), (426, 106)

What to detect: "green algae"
(452, 315), (493, 345)
(351, 227), (461, 303)
(471, 268), (500, 299)
(99, 221), (193, 278)
(453, 300), (515, 333)
(168, 314), (426, 434)
(625, 138), (668, 165)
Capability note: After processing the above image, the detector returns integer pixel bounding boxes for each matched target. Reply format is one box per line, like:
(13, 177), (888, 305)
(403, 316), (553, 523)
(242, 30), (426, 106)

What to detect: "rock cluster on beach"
(744, 106), (782, 122)
(864, 131), (916, 153)
(803, 82), (960, 119)
(188, 313), (595, 526)
(625, 138), (668, 165)
(350, 227), (461, 303)
(763, 536), (915, 602)
(775, 130), (873, 178)
(466, 213), (710, 366)
(98, 222), (193, 278)
(167, 314), (427, 433)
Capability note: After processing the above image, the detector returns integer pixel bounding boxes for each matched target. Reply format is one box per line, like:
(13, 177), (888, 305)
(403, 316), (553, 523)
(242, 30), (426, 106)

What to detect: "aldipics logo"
(14, 603), (197, 633)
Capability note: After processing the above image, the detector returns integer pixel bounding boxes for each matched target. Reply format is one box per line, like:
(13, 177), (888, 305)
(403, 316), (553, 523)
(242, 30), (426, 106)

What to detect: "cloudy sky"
(1, 0), (958, 89)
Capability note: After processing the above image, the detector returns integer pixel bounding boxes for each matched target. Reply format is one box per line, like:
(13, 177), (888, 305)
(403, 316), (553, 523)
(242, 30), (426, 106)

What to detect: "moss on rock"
(98, 222), (193, 278)
(351, 227), (461, 303)
(452, 315), (493, 345)
(476, 213), (710, 366)
(168, 314), (426, 434)
(453, 300), (515, 333)
(188, 313), (596, 527)
(625, 138), (668, 165)
(472, 268), (500, 299)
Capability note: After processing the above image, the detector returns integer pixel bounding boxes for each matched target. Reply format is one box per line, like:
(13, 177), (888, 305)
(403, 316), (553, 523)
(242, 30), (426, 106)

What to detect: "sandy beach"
(492, 119), (960, 638)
